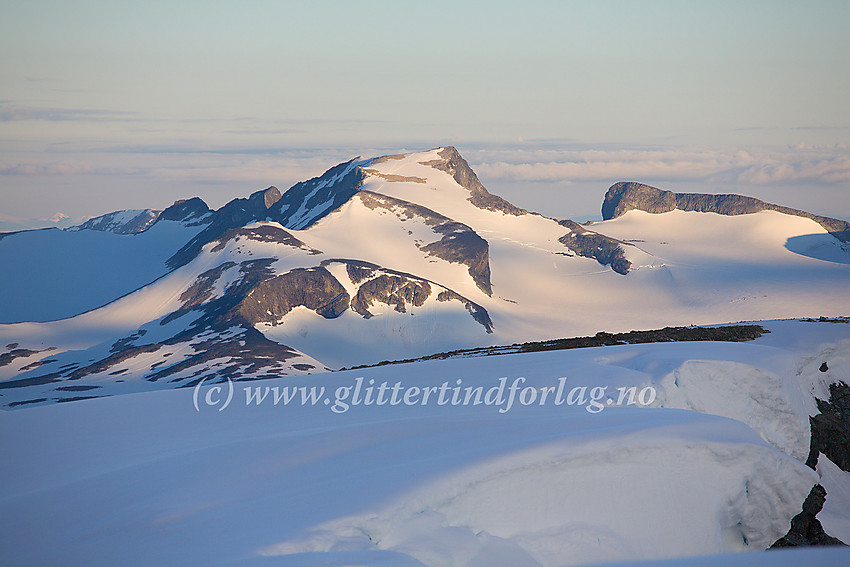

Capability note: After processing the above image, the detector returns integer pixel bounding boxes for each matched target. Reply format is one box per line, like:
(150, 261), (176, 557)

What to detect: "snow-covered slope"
(0, 227), (336, 407)
(2, 319), (848, 566)
(0, 219), (206, 323)
(0, 197), (212, 324)
(584, 208), (850, 326)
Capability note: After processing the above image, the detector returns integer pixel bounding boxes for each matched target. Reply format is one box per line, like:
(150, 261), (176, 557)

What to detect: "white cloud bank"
(5, 145), (848, 188)
(469, 145), (850, 186)
(2, 142), (848, 227)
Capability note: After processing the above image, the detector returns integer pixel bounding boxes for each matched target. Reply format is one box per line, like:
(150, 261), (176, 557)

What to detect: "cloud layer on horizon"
(3, 143), (848, 187)
(2, 141), (848, 229)
(467, 145), (850, 187)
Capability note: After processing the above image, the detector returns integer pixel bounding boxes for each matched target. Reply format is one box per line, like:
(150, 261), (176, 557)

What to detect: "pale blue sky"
(1, 0), (848, 227)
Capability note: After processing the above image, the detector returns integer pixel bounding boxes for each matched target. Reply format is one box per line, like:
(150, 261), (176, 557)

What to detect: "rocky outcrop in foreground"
(773, 380), (850, 548)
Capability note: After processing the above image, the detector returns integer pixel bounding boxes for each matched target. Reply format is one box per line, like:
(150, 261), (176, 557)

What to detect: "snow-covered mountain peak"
(158, 196), (211, 225)
(66, 196), (213, 236)
(69, 208), (162, 234)
(360, 147), (527, 219)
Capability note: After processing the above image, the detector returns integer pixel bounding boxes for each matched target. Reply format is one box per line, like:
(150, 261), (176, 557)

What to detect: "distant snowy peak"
(263, 145), (526, 231)
(68, 197), (212, 236)
(167, 147), (530, 270)
(158, 196), (211, 225)
(359, 146), (528, 218)
(603, 182), (850, 242)
(69, 208), (161, 234)
(263, 146), (527, 233)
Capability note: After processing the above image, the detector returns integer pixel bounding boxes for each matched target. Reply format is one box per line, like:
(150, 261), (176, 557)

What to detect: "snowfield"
(0, 218), (207, 323)
(1, 319), (849, 566)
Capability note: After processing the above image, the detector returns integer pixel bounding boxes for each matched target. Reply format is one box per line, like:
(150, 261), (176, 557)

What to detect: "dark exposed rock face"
(269, 158), (366, 229)
(558, 220), (632, 275)
(808, 381), (850, 473)
(70, 192), (238, 240)
(348, 324), (764, 369)
(18, 358), (58, 371)
(436, 290), (494, 333)
(361, 168), (427, 183)
(2, 245), (500, 405)
(346, 261), (377, 284)
(369, 154), (406, 164)
(359, 191), (493, 295)
(603, 182), (850, 242)
(0, 347), (51, 368)
(420, 147), (526, 216)
(602, 183), (676, 220)
(258, 186), (282, 209)
(351, 275), (431, 318)
(110, 330), (148, 353)
(150, 327), (312, 384)
(142, 259), (325, 383)
(167, 187), (286, 268)
(515, 324), (767, 352)
(771, 485), (845, 548)
(312, 259), (494, 334)
(320, 259), (493, 332)
(237, 267), (349, 323)
(421, 225), (492, 295)
(159, 197), (211, 224)
(773, 381), (849, 549)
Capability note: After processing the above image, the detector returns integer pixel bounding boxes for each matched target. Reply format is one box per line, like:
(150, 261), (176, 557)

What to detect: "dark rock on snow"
(771, 485), (845, 548)
(558, 219), (632, 275)
(603, 182), (850, 242)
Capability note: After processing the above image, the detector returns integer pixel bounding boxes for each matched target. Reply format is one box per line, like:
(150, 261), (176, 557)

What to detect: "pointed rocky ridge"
(168, 186), (286, 269)
(420, 146), (527, 216)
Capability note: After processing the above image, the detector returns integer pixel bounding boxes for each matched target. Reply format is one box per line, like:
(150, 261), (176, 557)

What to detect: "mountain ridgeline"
(1, 145), (849, 408)
(603, 182), (850, 242)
